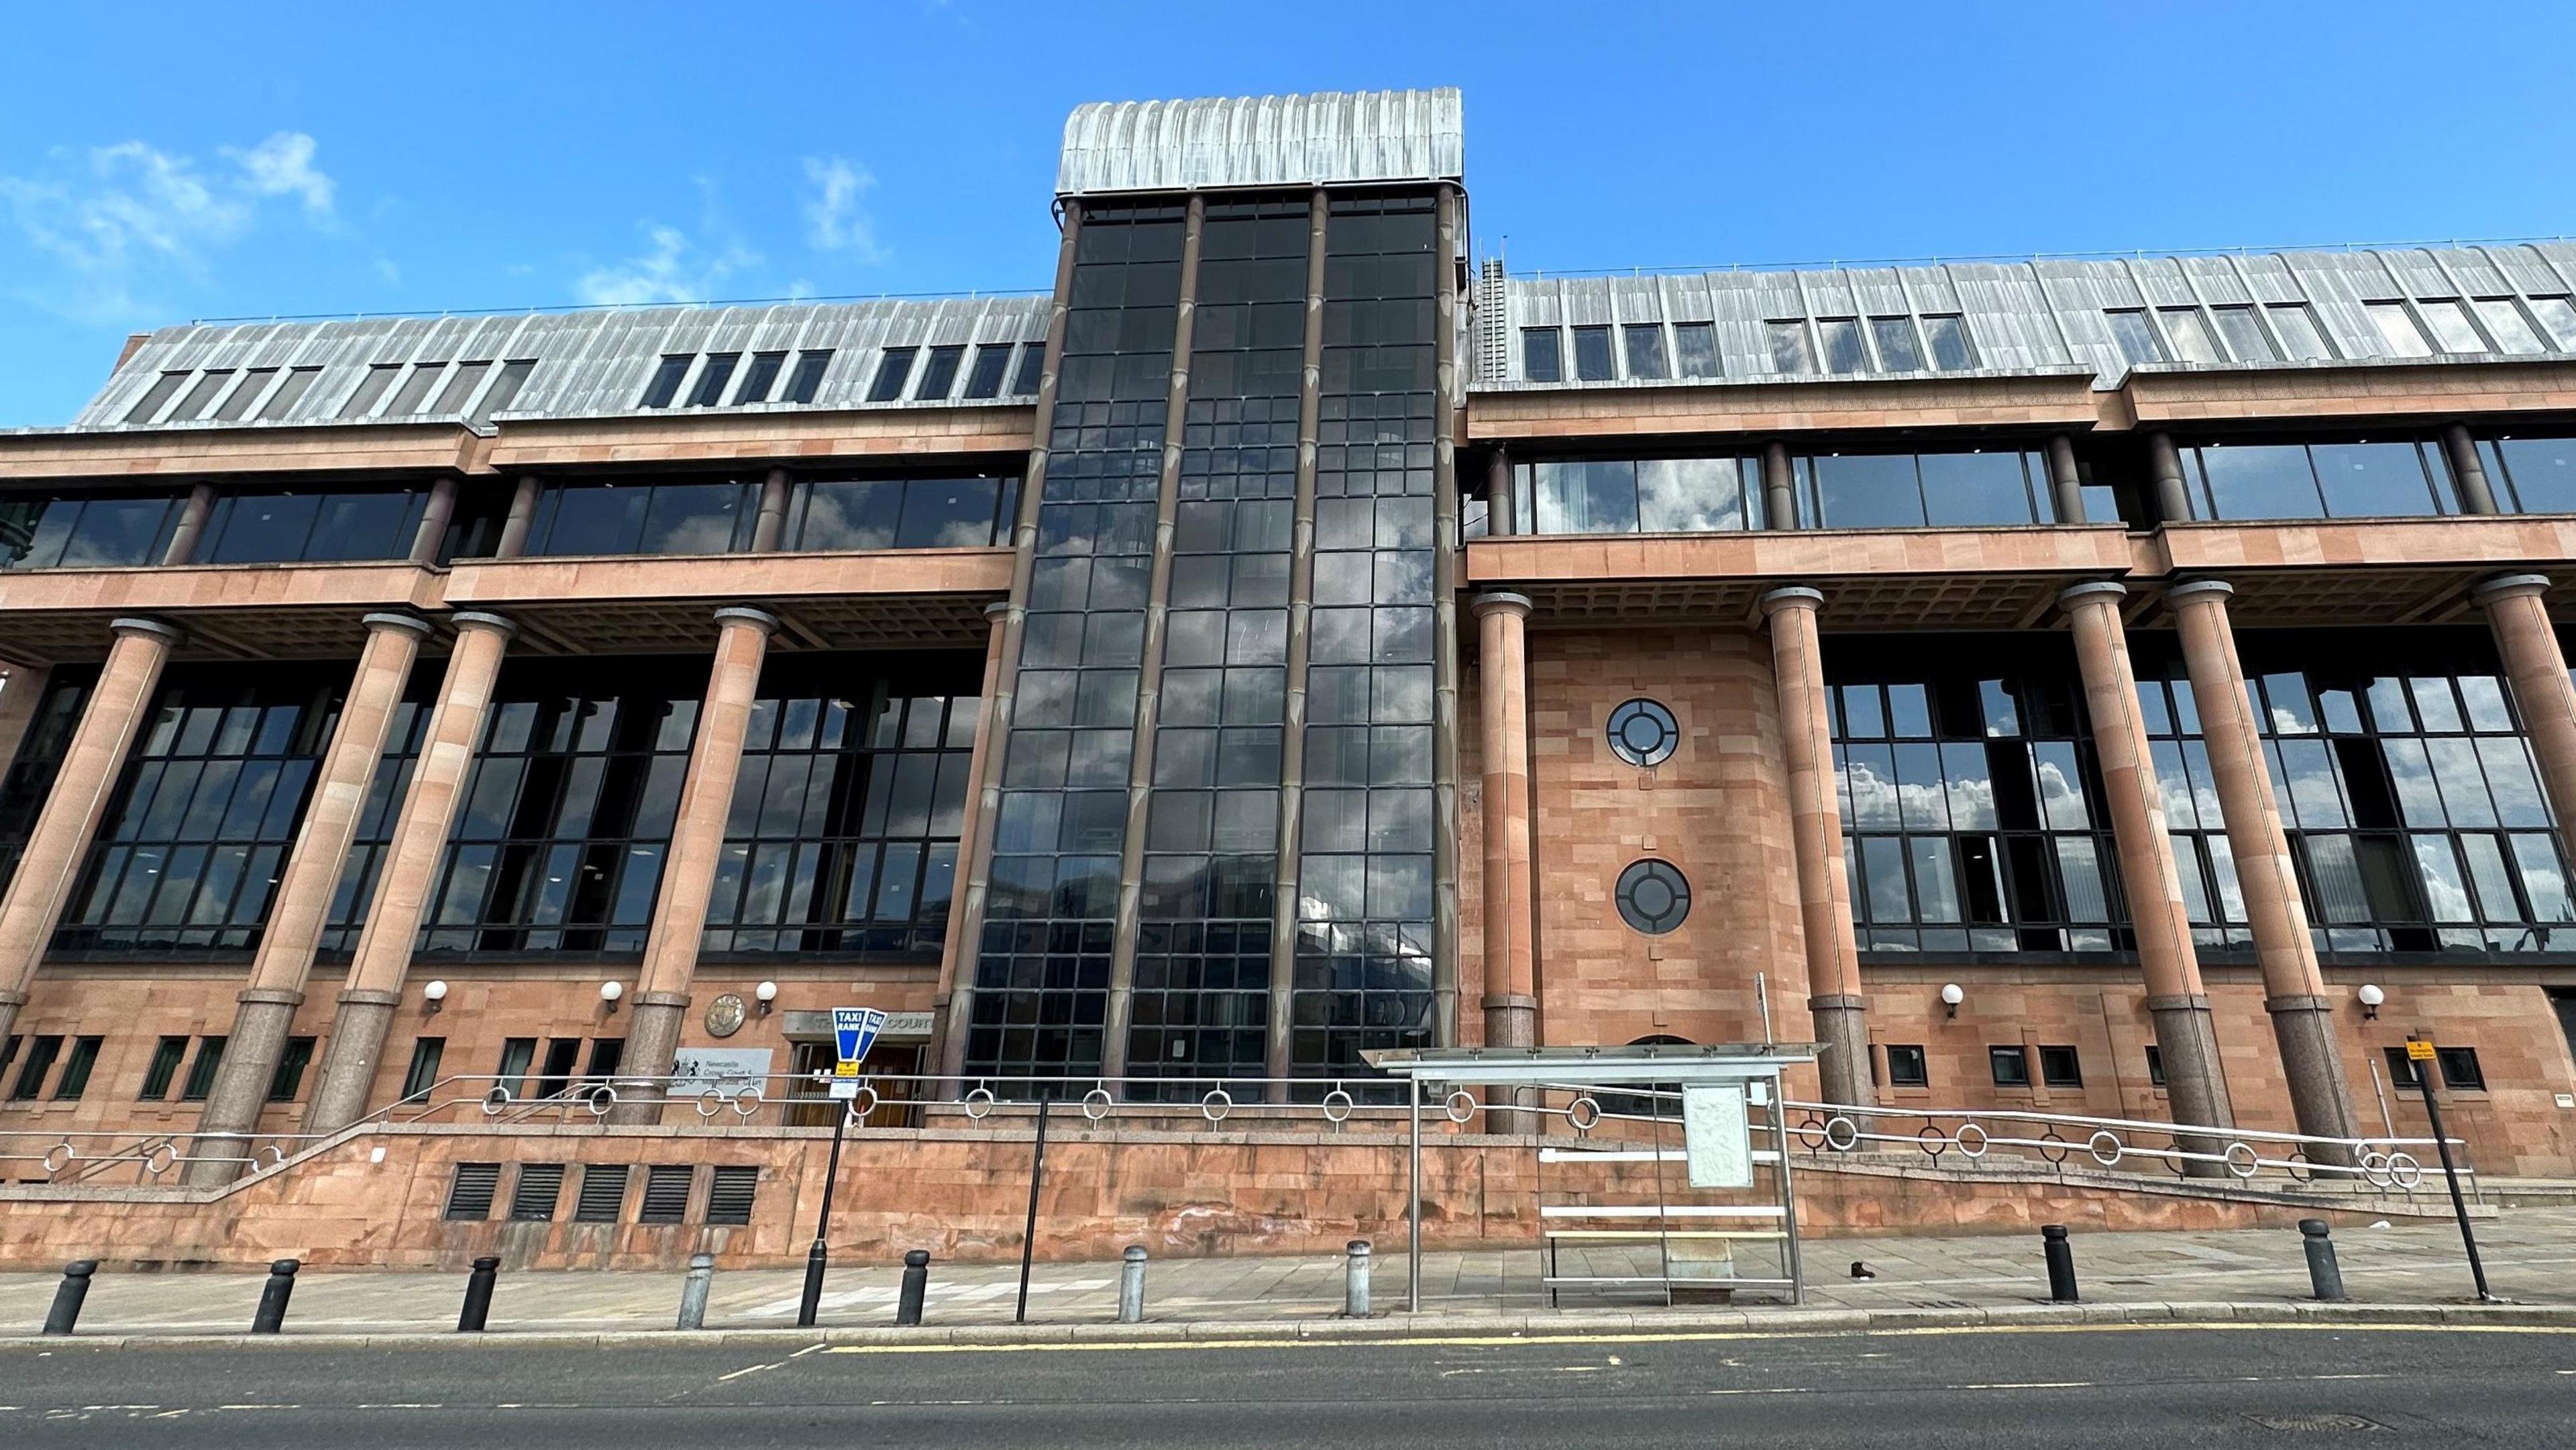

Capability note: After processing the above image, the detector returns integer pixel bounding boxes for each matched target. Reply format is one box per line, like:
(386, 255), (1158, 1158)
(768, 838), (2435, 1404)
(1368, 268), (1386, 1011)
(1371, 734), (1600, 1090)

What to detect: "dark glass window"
(50, 1035), (101, 1100)
(1817, 318), (1866, 374)
(639, 356), (691, 409)
(1989, 1045), (2031, 1088)
(9, 1035), (60, 1098)
(783, 350), (833, 404)
(266, 1035), (315, 1101)
(866, 348), (918, 403)
(212, 368), (277, 422)
(400, 1037), (445, 1102)
(1923, 315), (1974, 370)
(256, 366), (325, 421)
(0, 492), (182, 570)
(200, 486), (428, 564)
(139, 1035), (188, 1100)
(963, 343), (1013, 399)
(1621, 325), (1668, 380)
(2038, 1044), (2082, 1087)
(420, 659), (701, 955)
(1615, 860), (1691, 934)
(2483, 434), (2576, 514)
(2146, 1044), (2166, 1088)
(1010, 342), (1045, 396)
(2438, 1045), (2485, 1090)
(2182, 439), (2456, 521)
(684, 353), (739, 407)
(337, 363), (401, 419)
(2133, 627), (2573, 960)
(56, 663), (343, 957)
(734, 351), (787, 405)
(495, 1037), (537, 1097)
(1570, 325), (1614, 381)
(1522, 328), (1562, 382)
(1673, 321), (1718, 378)
(1886, 1043), (1929, 1088)
(124, 371), (191, 423)
(1767, 320), (1814, 372)
(180, 1036), (226, 1101)
(0, 669), (96, 897)
(1525, 456), (1764, 534)
(703, 658), (977, 957)
(1607, 698), (1680, 768)
(319, 678), (436, 954)
(915, 345), (965, 401)
(1870, 317), (1922, 372)
(1795, 450), (2053, 529)
(1832, 639), (2125, 956)
(527, 479), (757, 556)
(792, 474), (1013, 551)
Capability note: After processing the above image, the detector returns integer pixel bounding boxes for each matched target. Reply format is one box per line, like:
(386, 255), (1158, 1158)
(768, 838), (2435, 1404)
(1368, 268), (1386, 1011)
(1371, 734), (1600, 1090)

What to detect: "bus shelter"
(1364, 1043), (1822, 1310)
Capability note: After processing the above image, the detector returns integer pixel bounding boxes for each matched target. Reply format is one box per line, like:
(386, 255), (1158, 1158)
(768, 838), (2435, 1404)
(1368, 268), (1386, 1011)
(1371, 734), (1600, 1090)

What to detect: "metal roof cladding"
(1056, 89), (1465, 197)
(1479, 242), (2576, 390)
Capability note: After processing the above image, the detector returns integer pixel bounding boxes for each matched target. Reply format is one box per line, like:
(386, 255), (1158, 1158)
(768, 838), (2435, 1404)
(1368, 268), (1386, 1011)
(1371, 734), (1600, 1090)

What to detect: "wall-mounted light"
(2357, 983), (2385, 1021)
(1940, 983), (1965, 1019)
(599, 980), (625, 1013)
(423, 979), (449, 1015)
(755, 980), (779, 1017)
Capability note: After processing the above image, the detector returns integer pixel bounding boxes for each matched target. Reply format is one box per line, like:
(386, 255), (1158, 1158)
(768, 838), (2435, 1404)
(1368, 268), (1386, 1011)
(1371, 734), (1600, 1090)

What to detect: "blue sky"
(4, 1), (2573, 426)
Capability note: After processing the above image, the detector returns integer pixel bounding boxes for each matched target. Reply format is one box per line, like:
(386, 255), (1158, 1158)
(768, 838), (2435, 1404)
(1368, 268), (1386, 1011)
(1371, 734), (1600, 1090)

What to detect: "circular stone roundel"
(704, 993), (747, 1038)
(1607, 698), (1680, 768)
(1616, 860), (1693, 935)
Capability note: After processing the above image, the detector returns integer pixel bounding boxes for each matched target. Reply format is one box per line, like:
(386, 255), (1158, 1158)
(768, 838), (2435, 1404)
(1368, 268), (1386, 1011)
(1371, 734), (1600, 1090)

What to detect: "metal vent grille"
(508, 1163), (566, 1222)
(443, 1162), (502, 1221)
(706, 1166), (759, 1226)
(639, 1164), (694, 1224)
(573, 1163), (630, 1223)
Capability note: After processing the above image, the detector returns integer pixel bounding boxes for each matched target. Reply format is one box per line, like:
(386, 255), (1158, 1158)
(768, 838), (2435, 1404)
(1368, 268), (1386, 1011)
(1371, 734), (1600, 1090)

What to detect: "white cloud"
(802, 156), (885, 262)
(0, 132), (338, 323)
(574, 222), (760, 306)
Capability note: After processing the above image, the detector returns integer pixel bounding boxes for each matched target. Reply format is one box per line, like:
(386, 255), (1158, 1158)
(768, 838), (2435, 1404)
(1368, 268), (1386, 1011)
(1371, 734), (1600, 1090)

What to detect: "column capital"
(2056, 580), (2128, 609)
(447, 610), (517, 639)
(712, 605), (781, 635)
(1470, 589), (1532, 621)
(107, 616), (182, 645)
(1759, 584), (1824, 615)
(2471, 572), (2551, 607)
(359, 611), (435, 639)
(0, 988), (25, 1009)
(984, 601), (1010, 624)
(2164, 579), (2235, 607)
(235, 986), (306, 1008)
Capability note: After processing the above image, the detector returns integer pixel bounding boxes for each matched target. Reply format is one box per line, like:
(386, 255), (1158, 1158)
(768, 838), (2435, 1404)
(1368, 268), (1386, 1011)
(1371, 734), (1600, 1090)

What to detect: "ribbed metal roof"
(1474, 242), (2576, 389)
(1057, 89), (1464, 197)
(46, 295), (1050, 435)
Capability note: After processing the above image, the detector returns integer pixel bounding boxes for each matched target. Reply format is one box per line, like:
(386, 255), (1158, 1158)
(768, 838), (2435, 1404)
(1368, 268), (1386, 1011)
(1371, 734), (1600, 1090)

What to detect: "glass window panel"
(1766, 320), (1814, 372)
(1532, 460), (1640, 534)
(1635, 458), (1750, 532)
(1940, 742), (1997, 829)
(1840, 744), (1900, 829)
(733, 350), (786, 405)
(914, 345), (964, 401)
(1919, 452), (2037, 525)
(2382, 739), (2448, 827)
(2159, 309), (2221, 364)
(2412, 835), (2477, 923)
(2366, 301), (2434, 358)
(2410, 678), (2464, 733)
(211, 368), (276, 422)
(1621, 325), (1667, 379)
(2303, 835), (2372, 921)
(2267, 304), (2332, 360)
(2210, 306), (2276, 362)
(2528, 297), (2576, 350)
(1860, 836), (1912, 921)
(784, 350), (835, 404)
(2261, 673), (2318, 734)
(1817, 318), (1866, 374)
(2309, 442), (2443, 517)
(867, 348), (917, 402)
(2054, 837), (2109, 921)
(1809, 454), (1926, 529)
(638, 356), (690, 409)
(337, 364), (400, 419)
(1892, 743), (1949, 830)
(2194, 444), (2321, 520)
(2472, 299), (2544, 354)
(2275, 739), (2348, 827)
(2459, 833), (2522, 921)
(2458, 676), (2514, 732)
(1521, 329), (1561, 382)
(1909, 838), (1961, 921)
(1571, 326), (1613, 381)
(2105, 311), (2162, 366)
(1868, 317), (1921, 372)
(1886, 684), (1932, 738)
(2029, 741), (2090, 830)
(2476, 737), (2550, 827)
(2417, 299), (2485, 353)
(2511, 833), (2574, 922)
(1923, 315), (1974, 370)
(961, 344), (1012, 399)
(637, 483), (747, 555)
(798, 478), (904, 550)
(1673, 321), (1718, 378)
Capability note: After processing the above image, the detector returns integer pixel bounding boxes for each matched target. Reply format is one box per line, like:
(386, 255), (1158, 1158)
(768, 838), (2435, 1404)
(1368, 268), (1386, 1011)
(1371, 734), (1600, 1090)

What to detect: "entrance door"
(783, 1039), (926, 1128)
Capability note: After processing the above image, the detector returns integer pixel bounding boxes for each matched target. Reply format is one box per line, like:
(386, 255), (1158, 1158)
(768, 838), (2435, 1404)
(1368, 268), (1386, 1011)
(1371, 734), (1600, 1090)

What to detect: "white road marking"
(718, 1360), (788, 1382)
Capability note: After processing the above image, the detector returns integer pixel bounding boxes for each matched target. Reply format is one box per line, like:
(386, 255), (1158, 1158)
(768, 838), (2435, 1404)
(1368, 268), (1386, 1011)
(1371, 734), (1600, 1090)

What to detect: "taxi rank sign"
(829, 1006), (888, 1100)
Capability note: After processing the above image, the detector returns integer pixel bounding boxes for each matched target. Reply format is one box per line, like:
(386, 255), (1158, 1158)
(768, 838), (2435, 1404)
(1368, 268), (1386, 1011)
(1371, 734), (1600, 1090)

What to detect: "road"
(3, 1324), (2571, 1447)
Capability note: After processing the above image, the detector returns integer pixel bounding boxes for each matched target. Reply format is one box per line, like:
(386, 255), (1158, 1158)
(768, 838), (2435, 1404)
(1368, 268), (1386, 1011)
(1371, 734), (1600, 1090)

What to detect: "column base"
(607, 993), (691, 1126)
(304, 990), (404, 1137)
(1480, 994), (1537, 1049)
(186, 994), (307, 1188)
(2267, 994), (2363, 1166)
(1806, 994), (1873, 1114)
(2145, 993), (2237, 1179)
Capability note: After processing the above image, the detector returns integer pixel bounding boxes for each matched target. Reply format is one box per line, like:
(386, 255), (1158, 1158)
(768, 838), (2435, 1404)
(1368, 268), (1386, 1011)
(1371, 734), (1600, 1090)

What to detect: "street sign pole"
(2408, 1037), (2498, 1304)
(798, 1006), (888, 1329)
(798, 1102), (848, 1328)
(1014, 1096), (1051, 1325)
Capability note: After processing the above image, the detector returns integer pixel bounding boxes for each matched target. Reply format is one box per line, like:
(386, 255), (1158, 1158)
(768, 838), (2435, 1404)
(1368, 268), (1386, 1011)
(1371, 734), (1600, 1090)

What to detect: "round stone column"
(305, 611), (517, 1135)
(2059, 582), (2235, 1168)
(1760, 586), (1872, 1111)
(934, 602), (1012, 1085)
(193, 611), (433, 1183)
(2167, 580), (2362, 1161)
(2471, 575), (2576, 835)
(1472, 591), (1537, 1049)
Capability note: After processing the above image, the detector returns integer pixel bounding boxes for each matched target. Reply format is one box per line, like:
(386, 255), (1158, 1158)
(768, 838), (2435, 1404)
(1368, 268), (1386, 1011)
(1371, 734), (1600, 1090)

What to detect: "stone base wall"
(0, 1121), (2440, 1276)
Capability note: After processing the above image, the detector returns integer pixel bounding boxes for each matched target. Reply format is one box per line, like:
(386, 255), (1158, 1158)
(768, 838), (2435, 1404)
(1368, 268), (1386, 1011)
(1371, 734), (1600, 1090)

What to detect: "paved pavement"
(2, 1208), (2565, 1337)
(6, 1325), (2576, 1447)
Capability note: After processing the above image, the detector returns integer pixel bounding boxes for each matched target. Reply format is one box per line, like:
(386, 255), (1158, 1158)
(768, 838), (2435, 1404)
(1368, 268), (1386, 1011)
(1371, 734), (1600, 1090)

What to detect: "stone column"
(934, 601), (1012, 1083)
(2443, 424), (2501, 515)
(1472, 592), (1538, 1049)
(304, 612), (516, 1135)
(1485, 448), (1515, 537)
(2167, 580), (2363, 1158)
(0, 617), (181, 1045)
(407, 478), (458, 564)
(751, 468), (793, 552)
(2473, 575), (2576, 832)
(494, 476), (542, 558)
(2058, 583), (2235, 1164)
(2045, 435), (2087, 524)
(1762, 442), (1796, 529)
(0, 664), (51, 780)
(162, 483), (216, 564)
(191, 612), (432, 1183)
(1758, 586), (1872, 1110)
(2147, 433), (2193, 525)
(612, 606), (777, 1123)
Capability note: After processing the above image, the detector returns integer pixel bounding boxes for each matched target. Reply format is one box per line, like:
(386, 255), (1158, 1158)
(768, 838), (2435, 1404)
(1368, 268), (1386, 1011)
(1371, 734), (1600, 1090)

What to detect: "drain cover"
(2242, 1412), (2387, 1432)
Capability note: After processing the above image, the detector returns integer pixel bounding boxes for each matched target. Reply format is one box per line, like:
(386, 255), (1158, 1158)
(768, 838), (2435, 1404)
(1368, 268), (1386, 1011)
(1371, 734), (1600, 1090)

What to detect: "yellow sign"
(833, 1059), (864, 1078)
(2405, 1039), (2438, 1062)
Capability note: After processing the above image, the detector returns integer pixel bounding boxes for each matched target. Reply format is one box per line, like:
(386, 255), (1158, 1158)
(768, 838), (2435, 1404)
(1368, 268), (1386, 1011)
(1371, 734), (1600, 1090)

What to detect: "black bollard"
(894, 1249), (930, 1327)
(42, 1260), (98, 1337)
(796, 1240), (828, 1329)
(2041, 1225), (2079, 1303)
(457, 1255), (501, 1332)
(251, 1258), (300, 1334)
(2300, 1219), (2347, 1302)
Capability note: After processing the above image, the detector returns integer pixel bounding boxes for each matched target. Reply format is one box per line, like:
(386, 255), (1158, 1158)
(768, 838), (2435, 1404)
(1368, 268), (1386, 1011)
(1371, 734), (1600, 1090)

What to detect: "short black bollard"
(2041, 1225), (2079, 1304)
(894, 1249), (930, 1327)
(2300, 1219), (2348, 1302)
(796, 1240), (828, 1329)
(251, 1258), (300, 1334)
(43, 1260), (97, 1337)
(457, 1255), (500, 1333)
